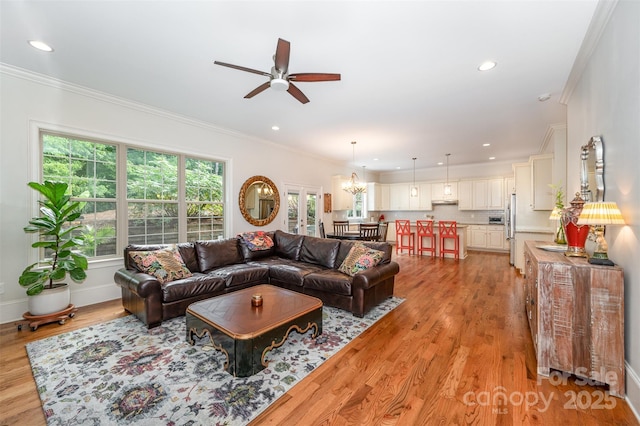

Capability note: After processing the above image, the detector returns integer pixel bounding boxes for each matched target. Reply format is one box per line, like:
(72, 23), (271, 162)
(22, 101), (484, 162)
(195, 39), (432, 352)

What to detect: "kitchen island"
(385, 221), (468, 259)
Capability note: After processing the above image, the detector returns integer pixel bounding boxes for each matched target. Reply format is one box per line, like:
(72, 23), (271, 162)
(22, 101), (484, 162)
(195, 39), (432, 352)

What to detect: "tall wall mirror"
(239, 175), (280, 226)
(580, 135), (604, 202)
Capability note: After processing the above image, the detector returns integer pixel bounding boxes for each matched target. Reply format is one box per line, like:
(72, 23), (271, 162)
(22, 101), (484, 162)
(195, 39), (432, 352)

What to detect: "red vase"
(561, 192), (589, 257)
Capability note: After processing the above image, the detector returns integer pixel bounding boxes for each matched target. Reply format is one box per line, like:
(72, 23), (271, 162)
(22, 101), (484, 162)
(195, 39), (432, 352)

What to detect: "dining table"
(326, 231), (372, 241)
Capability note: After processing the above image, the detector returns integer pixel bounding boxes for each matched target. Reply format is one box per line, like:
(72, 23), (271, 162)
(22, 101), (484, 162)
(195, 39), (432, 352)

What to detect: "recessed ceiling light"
(271, 125), (279, 131)
(373, 158), (379, 161)
(537, 93), (551, 102)
(489, 157), (496, 160)
(483, 143), (490, 147)
(28, 40), (54, 52)
(396, 166), (401, 169)
(437, 162), (444, 166)
(478, 61), (497, 71)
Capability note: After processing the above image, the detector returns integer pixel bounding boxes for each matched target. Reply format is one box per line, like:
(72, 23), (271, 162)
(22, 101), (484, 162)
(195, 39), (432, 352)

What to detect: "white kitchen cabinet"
(457, 180), (473, 210)
(469, 224), (506, 250)
(331, 175), (355, 211)
(472, 178), (504, 210)
(470, 225), (487, 247)
(531, 155), (554, 210)
(366, 183), (390, 211)
(418, 183), (432, 210)
(389, 183), (410, 210)
(487, 225), (505, 249)
(473, 180), (489, 209)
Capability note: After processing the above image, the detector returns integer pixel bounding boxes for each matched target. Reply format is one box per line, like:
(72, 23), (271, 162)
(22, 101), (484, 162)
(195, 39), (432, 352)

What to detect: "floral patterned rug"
(27, 297), (404, 425)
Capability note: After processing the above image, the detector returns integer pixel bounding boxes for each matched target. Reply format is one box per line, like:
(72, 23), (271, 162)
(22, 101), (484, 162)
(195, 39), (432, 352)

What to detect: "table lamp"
(577, 201), (625, 265)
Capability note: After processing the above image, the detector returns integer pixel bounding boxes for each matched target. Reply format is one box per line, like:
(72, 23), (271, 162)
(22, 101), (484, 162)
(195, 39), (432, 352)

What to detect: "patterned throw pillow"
(129, 245), (193, 284)
(239, 231), (274, 251)
(338, 243), (385, 277)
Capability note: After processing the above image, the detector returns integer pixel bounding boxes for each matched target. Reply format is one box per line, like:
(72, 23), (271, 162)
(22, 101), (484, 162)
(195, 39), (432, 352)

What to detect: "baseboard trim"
(626, 362), (640, 422)
(0, 284), (121, 324)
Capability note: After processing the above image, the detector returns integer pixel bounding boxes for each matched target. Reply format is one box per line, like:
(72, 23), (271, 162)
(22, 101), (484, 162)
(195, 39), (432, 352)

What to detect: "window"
(347, 192), (366, 218)
(42, 133), (117, 257)
(40, 131), (226, 260)
(185, 157), (224, 241)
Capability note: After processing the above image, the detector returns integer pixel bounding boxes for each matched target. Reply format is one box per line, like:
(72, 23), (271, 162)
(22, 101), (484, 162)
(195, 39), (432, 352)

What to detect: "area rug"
(27, 297), (403, 425)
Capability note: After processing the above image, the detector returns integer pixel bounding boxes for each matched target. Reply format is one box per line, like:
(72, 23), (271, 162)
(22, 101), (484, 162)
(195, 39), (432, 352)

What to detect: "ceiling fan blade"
(274, 38), (290, 74)
(244, 82), (270, 99)
(214, 61), (270, 77)
(289, 73), (341, 82)
(287, 82), (310, 104)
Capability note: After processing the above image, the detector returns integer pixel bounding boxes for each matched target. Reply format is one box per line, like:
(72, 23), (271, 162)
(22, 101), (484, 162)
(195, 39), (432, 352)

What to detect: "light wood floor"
(1, 251), (638, 425)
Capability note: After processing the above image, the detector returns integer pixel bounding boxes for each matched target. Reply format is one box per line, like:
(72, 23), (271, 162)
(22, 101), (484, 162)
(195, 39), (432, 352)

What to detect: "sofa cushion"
(129, 245), (193, 283)
(299, 236), (341, 269)
(161, 273), (226, 303)
(268, 261), (325, 287)
(195, 239), (243, 273)
(338, 243), (385, 276)
(303, 269), (353, 296)
(125, 243), (199, 272)
(274, 230), (304, 260)
(238, 231), (274, 251)
(207, 263), (270, 287)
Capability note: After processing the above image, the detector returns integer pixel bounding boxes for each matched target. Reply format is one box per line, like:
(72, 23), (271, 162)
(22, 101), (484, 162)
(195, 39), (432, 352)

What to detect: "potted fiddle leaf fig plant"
(19, 181), (88, 315)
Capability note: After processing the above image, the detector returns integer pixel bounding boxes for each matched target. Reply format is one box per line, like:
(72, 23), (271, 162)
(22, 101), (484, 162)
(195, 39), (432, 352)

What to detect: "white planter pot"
(28, 284), (70, 316)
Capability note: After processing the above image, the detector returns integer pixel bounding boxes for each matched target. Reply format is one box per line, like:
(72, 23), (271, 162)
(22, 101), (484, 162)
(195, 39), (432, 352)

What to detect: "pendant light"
(443, 153), (452, 196)
(410, 157), (418, 197)
(342, 141), (367, 194)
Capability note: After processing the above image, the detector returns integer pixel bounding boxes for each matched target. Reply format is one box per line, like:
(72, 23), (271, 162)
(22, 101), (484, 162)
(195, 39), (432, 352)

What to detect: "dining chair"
(395, 219), (415, 255)
(319, 221), (326, 238)
(439, 220), (459, 259)
(333, 220), (350, 236)
(359, 223), (380, 241)
(377, 222), (389, 242)
(416, 220), (436, 256)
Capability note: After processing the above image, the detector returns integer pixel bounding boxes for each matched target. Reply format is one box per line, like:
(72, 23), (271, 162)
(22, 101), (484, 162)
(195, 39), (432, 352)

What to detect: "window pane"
(42, 133), (118, 259)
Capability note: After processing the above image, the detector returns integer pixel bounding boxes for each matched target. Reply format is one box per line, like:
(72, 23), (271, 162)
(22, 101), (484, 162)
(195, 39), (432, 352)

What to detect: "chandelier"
(342, 141), (367, 195)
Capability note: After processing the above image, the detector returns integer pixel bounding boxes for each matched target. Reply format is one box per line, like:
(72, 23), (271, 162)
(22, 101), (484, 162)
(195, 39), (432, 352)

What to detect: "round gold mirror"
(239, 175), (280, 226)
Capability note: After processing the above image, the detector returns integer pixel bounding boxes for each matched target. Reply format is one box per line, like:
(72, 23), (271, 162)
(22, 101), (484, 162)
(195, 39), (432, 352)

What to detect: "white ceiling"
(0, 0), (598, 172)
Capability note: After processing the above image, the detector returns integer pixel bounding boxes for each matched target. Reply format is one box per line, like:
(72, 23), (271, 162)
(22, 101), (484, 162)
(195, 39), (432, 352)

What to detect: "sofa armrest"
(114, 268), (162, 298)
(352, 261), (400, 289)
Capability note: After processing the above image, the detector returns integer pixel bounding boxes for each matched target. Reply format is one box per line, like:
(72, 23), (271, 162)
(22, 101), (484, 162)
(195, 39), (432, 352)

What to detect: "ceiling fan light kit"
(270, 78), (289, 91)
(214, 38), (340, 104)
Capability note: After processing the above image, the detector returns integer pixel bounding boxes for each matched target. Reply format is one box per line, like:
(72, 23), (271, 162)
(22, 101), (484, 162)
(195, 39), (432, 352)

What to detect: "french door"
(284, 185), (320, 236)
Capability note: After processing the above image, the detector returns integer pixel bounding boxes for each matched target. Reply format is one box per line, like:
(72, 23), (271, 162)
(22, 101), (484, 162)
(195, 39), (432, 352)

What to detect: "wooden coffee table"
(186, 284), (323, 377)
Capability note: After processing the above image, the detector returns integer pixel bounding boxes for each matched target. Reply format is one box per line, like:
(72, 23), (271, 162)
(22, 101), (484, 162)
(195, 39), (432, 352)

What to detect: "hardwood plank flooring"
(0, 251), (638, 425)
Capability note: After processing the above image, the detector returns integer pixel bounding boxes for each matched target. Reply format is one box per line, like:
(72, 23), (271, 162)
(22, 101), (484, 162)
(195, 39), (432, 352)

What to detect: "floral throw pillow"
(338, 243), (385, 277)
(239, 231), (274, 251)
(129, 245), (193, 284)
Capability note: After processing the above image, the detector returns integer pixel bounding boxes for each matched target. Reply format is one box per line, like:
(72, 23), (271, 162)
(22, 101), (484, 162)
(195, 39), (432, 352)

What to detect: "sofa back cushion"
(299, 235), (341, 269)
(239, 231), (277, 261)
(125, 242), (199, 273)
(195, 239), (243, 273)
(336, 241), (392, 267)
(274, 230), (304, 260)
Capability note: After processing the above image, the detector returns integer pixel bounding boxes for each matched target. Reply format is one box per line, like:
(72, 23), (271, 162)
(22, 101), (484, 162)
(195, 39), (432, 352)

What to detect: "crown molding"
(560, 0), (618, 105)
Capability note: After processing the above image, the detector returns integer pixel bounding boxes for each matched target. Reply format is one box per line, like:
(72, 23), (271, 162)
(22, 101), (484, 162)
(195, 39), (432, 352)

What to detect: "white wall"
(0, 67), (349, 322)
(565, 0), (640, 414)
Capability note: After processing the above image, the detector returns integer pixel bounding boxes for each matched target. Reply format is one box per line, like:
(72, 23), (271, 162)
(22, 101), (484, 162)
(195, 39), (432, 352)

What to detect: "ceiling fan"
(214, 38), (341, 104)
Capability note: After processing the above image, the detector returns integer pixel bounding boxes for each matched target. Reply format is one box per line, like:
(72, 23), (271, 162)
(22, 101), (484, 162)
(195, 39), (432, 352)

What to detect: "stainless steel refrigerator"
(506, 193), (516, 265)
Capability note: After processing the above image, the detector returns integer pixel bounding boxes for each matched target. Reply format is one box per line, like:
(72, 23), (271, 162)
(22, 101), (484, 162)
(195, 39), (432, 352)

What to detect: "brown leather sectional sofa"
(114, 230), (400, 328)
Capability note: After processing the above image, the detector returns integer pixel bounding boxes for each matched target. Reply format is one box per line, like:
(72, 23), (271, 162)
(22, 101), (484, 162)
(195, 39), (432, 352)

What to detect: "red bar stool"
(395, 220), (415, 255)
(416, 220), (436, 256)
(439, 220), (459, 259)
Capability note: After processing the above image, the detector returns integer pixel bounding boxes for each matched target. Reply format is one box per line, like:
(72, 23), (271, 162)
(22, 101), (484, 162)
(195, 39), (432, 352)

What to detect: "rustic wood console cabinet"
(523, 241), (625, 397)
